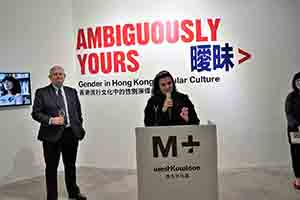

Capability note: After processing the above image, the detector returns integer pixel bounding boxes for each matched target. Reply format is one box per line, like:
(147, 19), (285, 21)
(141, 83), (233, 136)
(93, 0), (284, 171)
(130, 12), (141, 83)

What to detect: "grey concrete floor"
(0, 166), (299, 200)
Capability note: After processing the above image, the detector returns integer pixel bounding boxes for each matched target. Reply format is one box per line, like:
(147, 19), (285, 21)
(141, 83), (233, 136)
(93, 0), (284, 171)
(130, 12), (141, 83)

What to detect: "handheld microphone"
(166, 92), (172, 120)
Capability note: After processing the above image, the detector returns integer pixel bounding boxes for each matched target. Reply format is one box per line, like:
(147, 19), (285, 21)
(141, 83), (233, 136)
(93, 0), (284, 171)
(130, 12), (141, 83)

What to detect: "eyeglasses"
(161, 81), (172, 87)
(53, 73), (64, 76)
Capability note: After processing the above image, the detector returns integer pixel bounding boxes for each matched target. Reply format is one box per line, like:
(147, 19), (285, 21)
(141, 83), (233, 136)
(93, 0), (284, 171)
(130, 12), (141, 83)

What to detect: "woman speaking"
(144, 70), (199, 126)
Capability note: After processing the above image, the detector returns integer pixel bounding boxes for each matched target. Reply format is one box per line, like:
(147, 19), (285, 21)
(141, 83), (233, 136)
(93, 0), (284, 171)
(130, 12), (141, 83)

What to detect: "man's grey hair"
(49, 65), (65, 76)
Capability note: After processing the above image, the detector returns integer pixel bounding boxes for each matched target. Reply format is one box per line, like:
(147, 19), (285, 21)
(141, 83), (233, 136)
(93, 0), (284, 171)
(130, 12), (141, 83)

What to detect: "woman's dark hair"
(292, 72), (300, 93)
(1, 76), (21, 95)
(151, 70), (177, 96)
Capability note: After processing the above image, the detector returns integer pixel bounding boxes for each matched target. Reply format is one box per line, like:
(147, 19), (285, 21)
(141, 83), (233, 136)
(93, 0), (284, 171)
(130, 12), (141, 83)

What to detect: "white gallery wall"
(72, 0), (300, 170)
(0, 0), (75, 185)
(0, 0), (299, 186)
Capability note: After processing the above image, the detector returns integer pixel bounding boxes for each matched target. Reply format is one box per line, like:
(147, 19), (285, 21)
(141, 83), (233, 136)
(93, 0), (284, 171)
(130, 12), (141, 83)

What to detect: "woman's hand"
(180, 107), (189, 122)
(162, 98), (173, 112)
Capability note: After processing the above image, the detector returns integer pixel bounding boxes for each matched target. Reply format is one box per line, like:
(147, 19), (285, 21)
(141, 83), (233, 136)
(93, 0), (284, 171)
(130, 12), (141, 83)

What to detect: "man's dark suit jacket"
(32, 84), (86, 142)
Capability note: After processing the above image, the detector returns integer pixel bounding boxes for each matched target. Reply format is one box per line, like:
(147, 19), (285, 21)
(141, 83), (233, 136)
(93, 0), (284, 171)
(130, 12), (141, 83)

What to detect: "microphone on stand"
(153, 105), (159, 126)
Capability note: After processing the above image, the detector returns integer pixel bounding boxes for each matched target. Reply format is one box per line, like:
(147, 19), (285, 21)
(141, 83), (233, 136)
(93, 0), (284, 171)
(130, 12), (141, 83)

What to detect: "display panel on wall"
(0, 72), (32, 107)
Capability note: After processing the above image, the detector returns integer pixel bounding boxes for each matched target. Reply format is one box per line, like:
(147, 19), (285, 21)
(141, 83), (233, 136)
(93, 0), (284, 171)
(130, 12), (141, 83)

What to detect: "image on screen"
(0, 72), (31, 107)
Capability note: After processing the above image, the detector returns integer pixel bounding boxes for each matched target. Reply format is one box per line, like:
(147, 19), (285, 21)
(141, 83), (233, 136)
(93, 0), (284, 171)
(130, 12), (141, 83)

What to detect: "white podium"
(135, 124), (218, 200)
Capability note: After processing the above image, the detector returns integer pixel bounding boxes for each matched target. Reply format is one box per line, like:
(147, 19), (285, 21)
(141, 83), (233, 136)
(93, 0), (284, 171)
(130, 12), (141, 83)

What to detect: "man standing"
(32, 65), (87, 200)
